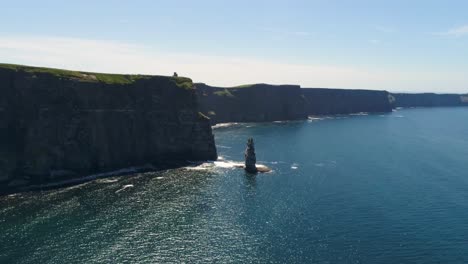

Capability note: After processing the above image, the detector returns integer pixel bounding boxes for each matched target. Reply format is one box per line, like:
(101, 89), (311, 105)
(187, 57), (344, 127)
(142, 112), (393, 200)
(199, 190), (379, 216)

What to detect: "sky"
(1, 0), (468, 93)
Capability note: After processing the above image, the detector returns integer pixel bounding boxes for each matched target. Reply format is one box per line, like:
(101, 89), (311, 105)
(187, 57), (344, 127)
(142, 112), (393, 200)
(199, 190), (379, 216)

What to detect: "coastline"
(0, 161), (210, 196)
(1, 63), (467, 196)
(2, 107), (465, 196)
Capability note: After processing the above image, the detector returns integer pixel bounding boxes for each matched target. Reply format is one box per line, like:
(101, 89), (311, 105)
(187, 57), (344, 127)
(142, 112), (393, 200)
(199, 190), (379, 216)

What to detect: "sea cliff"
(302, 88), (393, 115)
(0, 64), (217, 194)
(196, 83), (308, 124)
(392, 93), (468, 108)
(196, 84), (393, 124)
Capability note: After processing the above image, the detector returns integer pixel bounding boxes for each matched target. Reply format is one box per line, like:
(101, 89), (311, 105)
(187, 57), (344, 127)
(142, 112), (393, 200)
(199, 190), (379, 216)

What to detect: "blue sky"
(1, 0), (468, 92)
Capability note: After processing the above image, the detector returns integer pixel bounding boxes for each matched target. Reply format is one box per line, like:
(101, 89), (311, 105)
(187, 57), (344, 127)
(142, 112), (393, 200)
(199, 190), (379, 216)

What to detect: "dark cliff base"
(391, 93), (468, 108)
(0, 64), (217, 195)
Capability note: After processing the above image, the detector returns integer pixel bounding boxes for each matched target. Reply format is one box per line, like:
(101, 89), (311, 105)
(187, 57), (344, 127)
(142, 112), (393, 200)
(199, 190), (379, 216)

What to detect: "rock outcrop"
(0, 64), (217, 194)
(302, 88), (393, 115)
(244, 138), (257, 173)
(196, 83), (308, 124)
(391, 93), (468, 108)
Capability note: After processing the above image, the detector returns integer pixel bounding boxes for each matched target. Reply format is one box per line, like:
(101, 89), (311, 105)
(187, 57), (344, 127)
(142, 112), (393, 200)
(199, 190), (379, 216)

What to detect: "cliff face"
(302, 88), (393, 115)
(196, 84), (394, 124)
(196, 83), (308, 124)
(0, 64), (217, 193)
(392, 93), (468, 108)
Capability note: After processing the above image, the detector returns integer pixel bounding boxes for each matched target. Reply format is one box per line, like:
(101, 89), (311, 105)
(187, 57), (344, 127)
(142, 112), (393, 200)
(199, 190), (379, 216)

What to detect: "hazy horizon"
(2, 0), (468, 93)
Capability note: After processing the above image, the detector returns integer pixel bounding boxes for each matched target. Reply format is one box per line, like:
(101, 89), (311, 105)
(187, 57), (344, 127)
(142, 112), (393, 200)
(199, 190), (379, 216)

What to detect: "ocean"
(1, 107), (468, 263)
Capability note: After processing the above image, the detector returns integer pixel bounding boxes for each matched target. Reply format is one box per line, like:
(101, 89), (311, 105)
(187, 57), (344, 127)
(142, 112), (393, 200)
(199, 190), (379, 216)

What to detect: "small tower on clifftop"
(173, 72), (178, 77)
(244, 138), (258, 173)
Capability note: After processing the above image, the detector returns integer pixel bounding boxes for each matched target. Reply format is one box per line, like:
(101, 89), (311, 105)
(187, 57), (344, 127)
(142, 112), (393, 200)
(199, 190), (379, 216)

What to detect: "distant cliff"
(392, 93), (468, 108)
(196, 84), (394, 124)
(0, 64), (217, 194)
(196, 83), (308, 124)
(302, 88), (393, 115)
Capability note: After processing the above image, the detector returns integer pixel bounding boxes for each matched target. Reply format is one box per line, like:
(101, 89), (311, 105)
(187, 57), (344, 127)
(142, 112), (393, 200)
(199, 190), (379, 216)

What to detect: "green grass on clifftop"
(170, 76), (194, 90)
(232, 84), (256, 88)
(0, 63), (193, 89)
(213, 89), (235, 97)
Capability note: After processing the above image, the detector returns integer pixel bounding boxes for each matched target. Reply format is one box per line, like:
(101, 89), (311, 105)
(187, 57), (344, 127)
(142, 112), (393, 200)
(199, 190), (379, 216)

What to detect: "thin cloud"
(0, 35), (467, 93)
(435, 24), (468, 36)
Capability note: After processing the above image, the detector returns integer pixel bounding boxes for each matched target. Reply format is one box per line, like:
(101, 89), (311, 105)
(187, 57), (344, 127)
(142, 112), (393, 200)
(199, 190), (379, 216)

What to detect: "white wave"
(115, 184), (134, 193)
(350, 112), (369, 116)
(214, 160), (244, 168)
(256, 164), (270, 170)
(156, 177), (164, 180)
(185, 158), (272, 173)
(308, 116), (324, 121)
(184, 162), (214, 171)
(216, 145), (232, 149)
(212, 122), (239, 129)
(291, 163), (299, 170)
(184, 157), (239, 171)
(217, 160), (273, 173)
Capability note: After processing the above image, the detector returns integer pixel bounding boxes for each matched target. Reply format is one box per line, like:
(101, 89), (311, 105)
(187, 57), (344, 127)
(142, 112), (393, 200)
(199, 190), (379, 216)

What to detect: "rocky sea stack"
(244, 138), (258, 173)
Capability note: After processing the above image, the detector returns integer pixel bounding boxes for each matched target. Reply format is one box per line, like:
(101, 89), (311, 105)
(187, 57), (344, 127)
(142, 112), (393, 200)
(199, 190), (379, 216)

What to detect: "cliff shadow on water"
(0, 64), (217, 195)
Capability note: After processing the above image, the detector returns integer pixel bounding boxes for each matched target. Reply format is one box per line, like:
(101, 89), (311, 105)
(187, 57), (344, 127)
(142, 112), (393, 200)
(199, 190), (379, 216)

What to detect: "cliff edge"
(0, 64), (217, 194)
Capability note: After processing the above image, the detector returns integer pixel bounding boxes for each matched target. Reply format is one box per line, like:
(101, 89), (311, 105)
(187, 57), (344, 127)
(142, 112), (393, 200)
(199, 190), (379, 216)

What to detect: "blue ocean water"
(1, 107), (468, 263)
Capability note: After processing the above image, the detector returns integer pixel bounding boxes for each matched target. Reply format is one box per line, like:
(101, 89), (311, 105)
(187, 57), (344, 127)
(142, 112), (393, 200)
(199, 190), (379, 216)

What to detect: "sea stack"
(244, 138), (258, 173)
